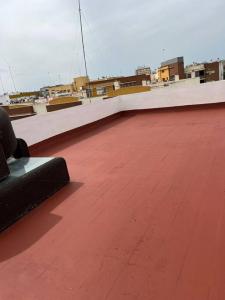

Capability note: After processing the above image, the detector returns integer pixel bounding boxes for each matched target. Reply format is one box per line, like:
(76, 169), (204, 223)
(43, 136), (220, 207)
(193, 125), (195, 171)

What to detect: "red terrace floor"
(1, 105), (225, 300)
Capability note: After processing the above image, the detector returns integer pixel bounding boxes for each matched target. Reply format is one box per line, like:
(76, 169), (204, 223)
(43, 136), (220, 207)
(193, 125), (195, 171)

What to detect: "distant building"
(0, 94), (10, 105)
(136, 66), (151, 76)
(9, 91), (39, 104)
(158, 66), (170, 82)
(86, 74), (151, 97)
(40, 86), (50, 98)
(219, 60), (225, 80)
(150, 70), (158, 83)
(158, 57), (185, 82)
(205, 61), (220, 82)
(73, 76), (89, 91)
(40, 77), (89, 99)
(185, 60), (225, 84)
(185, 63), (205, 83)
(47, 84), (74, 98)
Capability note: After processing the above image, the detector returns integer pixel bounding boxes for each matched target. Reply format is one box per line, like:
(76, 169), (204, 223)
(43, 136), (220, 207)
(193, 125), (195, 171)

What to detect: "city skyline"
(0, 0), (225, 92)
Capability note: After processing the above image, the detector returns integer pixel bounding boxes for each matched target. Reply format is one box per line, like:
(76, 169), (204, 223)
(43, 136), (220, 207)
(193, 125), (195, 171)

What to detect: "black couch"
(0, 108), (70, 232)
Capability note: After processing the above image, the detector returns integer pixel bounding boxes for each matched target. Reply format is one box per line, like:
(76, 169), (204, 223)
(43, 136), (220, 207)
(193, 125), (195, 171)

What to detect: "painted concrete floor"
(1, 107), (225, 300)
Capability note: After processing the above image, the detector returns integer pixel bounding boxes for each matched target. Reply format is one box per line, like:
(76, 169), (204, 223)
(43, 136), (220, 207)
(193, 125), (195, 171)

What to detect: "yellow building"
(86, 75), (150, 97)
(87, 78), (116, 97)
(158, 66), (170, 82)
(107, 86), (151, 98)
(73, 76), (89, 91)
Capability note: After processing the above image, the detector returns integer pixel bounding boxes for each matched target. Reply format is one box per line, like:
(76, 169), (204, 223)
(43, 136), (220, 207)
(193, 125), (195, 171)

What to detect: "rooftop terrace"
(1, 102), (225, 299)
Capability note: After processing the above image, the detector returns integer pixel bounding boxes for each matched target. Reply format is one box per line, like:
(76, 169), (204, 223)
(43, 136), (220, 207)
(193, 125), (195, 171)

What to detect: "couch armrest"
(13, 138), (30, 158)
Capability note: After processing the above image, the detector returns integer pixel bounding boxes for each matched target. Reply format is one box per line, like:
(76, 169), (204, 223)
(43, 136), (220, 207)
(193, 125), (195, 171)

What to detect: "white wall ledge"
(12, 80), (225, 146)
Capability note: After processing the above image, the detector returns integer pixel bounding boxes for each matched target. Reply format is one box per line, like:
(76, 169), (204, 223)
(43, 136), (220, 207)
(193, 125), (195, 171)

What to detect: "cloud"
(0, 0), (225, 92)
(0, 67), (7, 73)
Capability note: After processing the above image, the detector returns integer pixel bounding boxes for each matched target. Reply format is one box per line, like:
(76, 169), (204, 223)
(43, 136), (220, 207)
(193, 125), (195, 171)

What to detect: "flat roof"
(89, 74), (150, 86)
(1, 105), (225, 299)
(161, 57), (184, 67)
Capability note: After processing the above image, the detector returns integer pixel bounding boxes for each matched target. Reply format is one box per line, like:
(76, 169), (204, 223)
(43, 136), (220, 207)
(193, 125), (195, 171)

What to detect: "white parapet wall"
(120, 80), (225, 111)
(13, 98), (121, 146)
(12, 80), (225, 146)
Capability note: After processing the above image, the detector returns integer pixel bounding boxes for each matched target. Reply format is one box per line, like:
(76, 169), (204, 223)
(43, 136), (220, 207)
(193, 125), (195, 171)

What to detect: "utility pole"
(78, 0), (91, 101)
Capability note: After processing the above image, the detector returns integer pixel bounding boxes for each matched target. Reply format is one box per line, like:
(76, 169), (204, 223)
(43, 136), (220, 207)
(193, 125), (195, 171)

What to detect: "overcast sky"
(0, 0), (224, 93)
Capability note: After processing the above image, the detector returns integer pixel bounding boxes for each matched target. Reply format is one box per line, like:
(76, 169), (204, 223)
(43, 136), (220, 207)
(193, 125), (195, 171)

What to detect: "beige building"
(41, 76), (89, 99)
(136, 66), (151, 76)
(185, 60), (225, 83)
(86, 75), (151, 97)
(73, 76), (89, 91)
(48, 84), (74, 98)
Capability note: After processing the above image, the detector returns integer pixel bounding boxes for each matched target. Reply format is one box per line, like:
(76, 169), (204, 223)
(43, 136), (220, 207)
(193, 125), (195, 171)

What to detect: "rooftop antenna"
(8, 65), (17, 93)
(78, 0), (91, 101)
(0, 74), (6, 94)
(162, 49), (166, 62)
(0, 57), (17, 93)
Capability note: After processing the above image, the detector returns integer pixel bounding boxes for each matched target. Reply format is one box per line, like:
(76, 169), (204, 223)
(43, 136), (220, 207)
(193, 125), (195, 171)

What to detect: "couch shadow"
(0, 181), (83, 262)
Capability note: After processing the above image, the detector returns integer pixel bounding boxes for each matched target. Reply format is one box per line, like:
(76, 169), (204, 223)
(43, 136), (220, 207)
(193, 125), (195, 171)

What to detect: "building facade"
(185, 60), (225, 84)
(205, 62), (220, 82)
(86, 74), (151, 97)
(158, 66), (170, 82)
(158, 57), (185, 82)
(40, 87), (50, 98)
(219, 60), (225, 80)
(47, 84), (75, 98)
(73, 76), (89, 91)
(185, 63), (205, 83)
(136, 66), (151, 76)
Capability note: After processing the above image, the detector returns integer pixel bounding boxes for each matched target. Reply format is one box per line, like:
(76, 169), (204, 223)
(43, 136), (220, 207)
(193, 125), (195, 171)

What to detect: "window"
(120, 82), (137, 87)
(96, 87), (106, 95)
